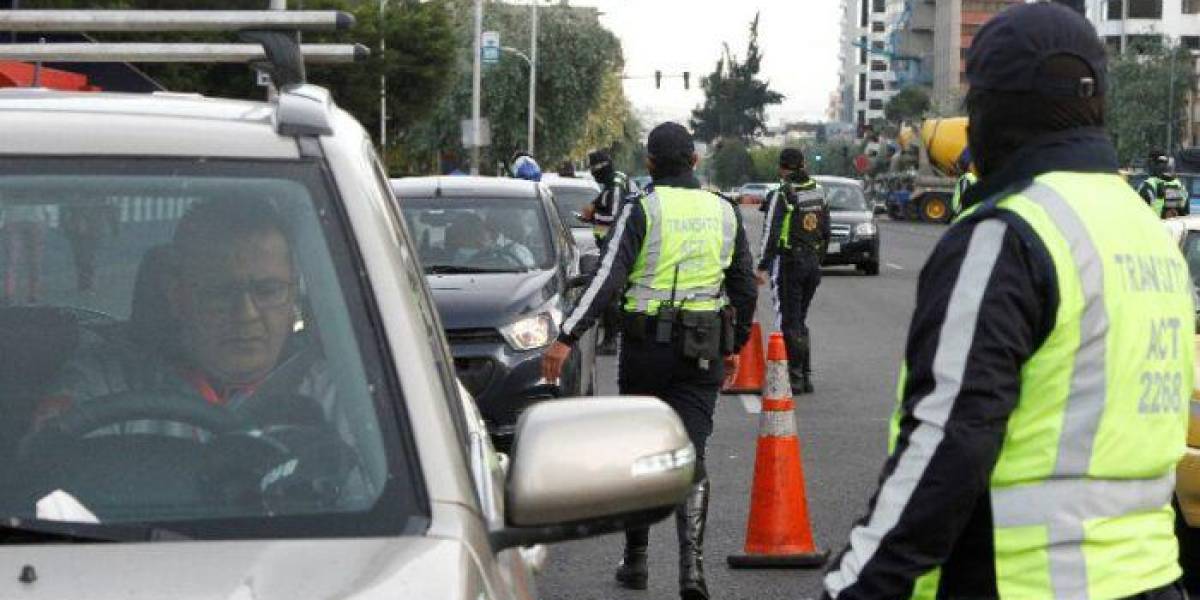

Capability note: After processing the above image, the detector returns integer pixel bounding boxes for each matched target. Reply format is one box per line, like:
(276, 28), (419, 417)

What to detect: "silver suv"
(0, 11), (694, 599)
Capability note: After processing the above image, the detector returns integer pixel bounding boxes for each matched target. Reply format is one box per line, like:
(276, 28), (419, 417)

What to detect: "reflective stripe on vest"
(624, 186), (737, 314)
(950, 172), (977, 222)
(889, 173), (1191, 600)
(986, 175), (1190, 599)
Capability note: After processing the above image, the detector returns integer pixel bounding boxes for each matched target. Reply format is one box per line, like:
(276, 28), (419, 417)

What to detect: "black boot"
(785, 333), (813, 395)
(615, 527), (649, 590)
(676, 477), (710, 600)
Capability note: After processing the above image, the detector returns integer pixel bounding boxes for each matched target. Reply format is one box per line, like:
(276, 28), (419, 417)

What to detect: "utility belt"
(622, 305), (736, 368)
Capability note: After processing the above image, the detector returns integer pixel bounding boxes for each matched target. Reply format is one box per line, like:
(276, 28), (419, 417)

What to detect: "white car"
(0, 10), (694, 600)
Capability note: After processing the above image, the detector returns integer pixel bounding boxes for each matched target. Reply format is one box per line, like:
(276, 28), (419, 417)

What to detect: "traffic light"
(683, 71), (690, 90)
(655, 70), (662, 89)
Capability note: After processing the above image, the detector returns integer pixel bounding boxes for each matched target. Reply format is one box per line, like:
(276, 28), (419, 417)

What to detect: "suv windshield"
(399, 197), (554, 272)
(548, 185), (600, 229)
(0, 158), (420, 541)
(821, 181), (870, 212)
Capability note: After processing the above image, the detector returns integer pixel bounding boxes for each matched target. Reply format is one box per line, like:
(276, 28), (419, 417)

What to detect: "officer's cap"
(779, 148), (805, 170)
(966, 2), (1106, 98)
(647, 122), (695, 163)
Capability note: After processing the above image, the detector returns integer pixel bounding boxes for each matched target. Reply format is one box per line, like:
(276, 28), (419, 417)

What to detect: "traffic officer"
(824, 5), (1193, 599)
(758, 148), (829, 395)
(950, 150), (978, 219)
(1139, 149), (1190, 219)
(580, 148), (630, 354)
(541, 122), (757, 600)
(509, 150), (542, 182)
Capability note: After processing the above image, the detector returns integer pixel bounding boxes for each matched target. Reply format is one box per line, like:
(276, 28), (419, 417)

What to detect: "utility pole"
(268, 0), (284, 100)
(379, 0), (387, 156)
(471, 0), (483, 175)
(1168, 46), (1176, 153)
(1120, 0), (1128, 54)
(528, 0), (537, 155)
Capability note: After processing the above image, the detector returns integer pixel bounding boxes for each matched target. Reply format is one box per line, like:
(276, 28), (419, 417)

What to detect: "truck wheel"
(922, 196), (950, 223)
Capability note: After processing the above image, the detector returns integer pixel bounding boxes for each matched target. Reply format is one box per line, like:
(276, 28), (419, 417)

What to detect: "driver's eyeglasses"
(192, 279), (294, 314)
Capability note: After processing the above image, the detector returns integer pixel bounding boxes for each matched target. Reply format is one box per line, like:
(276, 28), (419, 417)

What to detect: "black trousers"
(618, 333), (723, 460)
(769, 251), (822, 381)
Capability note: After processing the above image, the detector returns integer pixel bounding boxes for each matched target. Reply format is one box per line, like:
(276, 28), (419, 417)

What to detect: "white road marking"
(739, 394), (761, 414)
(886, 262), (905, 270)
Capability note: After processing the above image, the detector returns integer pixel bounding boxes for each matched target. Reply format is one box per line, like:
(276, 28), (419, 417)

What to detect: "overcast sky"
(568, 0), (843, 127)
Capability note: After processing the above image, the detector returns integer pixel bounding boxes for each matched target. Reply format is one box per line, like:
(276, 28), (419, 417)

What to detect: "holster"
(720, 305), (736, 356)
(678, 310), (723, 362)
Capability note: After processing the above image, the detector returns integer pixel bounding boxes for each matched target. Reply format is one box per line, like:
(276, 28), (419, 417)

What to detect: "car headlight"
(501, 312), (557, 351)
(855, 222), (878, 237)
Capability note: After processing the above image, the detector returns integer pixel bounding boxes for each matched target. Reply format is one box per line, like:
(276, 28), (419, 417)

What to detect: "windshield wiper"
(0, 518), (190, 544)
(425, 265), (517, 274)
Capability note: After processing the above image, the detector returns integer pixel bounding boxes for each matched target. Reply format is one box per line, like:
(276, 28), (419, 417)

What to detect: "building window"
(1105, 35), (1123, 53)
(1128, 34), (1163, 53)
(872, 21), (886, 33)
(873, 0), (886, 12)
(870, 79), (885, 91)
(1184, 36), (1200, 51)
(871, 60), (888, 72)
(1186, 0), (1200, 13)
(859, 73), (867, 102)
(869, 99), (884, 111)
(857, 110), (866, 131)
(860, 0), (869, 27)
(871, 41), (885, 51)
(1109, 0), (1163, 19)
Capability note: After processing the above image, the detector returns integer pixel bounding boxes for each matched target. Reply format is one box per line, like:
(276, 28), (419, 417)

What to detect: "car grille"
(454, 357), (498, 397)
(830, 223), (852, 242)
(446, 328), (505, 345)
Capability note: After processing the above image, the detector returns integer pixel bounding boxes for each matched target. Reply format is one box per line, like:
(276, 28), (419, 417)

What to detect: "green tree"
(708, 138), (753, 189)
(690, 14), (784, 143)
(1107, 45), (1193, 166)
(404, 1), (628, 173)
(21, 0), (459, 170)
(884, 86), (931, 124)
(748, 146), (781, 182)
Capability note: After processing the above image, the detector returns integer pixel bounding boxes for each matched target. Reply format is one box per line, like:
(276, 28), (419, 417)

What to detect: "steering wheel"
(20, 390), (356, 515)
(472, 245), (526, 268)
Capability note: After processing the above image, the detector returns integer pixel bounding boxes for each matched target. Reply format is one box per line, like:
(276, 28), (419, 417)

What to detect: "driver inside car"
(33, 198), (337, 439)
(445, 211), (535, 268)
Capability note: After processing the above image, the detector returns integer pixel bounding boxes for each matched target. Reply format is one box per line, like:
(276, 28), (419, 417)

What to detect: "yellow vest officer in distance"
(824, 4), (1193, 599)
(542, 122), (758, 600)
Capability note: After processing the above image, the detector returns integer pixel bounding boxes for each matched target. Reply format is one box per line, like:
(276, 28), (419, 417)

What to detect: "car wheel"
(921, 196), (950, 223)
(858, 260), (880, 276)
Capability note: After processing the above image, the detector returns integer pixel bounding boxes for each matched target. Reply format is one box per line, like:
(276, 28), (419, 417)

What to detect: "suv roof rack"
(0, 9), (368, 137)
(0, 10), (354, 32)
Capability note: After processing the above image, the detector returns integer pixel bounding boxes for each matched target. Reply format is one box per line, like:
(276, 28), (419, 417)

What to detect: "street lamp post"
(471, 0), (483, 175)
(528, 1), (537, 156)
(380, 0), (387, 156)
(502, 45), (537, 157)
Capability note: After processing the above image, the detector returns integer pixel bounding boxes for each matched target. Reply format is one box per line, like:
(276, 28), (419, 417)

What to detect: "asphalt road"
(538, 208), (947, 600)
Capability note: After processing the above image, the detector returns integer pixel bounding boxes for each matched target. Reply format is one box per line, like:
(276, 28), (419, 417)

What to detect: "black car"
(814, 176), (880, 275)
(391, 176), (598, 443)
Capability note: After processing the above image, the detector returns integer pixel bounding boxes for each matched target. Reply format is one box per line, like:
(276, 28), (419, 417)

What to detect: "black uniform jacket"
(557, 172), (758, 353)
(823, 128), (1122, 599)
(758, 178), (831, 271)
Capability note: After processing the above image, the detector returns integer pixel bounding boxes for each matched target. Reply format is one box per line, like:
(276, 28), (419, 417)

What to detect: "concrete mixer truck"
(872, 117), (967, 223)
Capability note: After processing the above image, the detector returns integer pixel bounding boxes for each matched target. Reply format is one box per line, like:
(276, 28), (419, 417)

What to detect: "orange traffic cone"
(727, 332), (828, 569)
(723, 321), (766, 394)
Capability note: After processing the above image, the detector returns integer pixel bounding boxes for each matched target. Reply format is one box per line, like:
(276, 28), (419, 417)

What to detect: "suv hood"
(0, 537), (486, 599)
(427, 269), (558, 330)
(830, 210), (873, 224)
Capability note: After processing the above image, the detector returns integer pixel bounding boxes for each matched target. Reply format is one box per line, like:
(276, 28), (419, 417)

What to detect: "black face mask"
(592, 164), (615, 186)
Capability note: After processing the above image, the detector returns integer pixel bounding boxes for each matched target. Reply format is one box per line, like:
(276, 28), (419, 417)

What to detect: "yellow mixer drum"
(920, 117), (969, 176)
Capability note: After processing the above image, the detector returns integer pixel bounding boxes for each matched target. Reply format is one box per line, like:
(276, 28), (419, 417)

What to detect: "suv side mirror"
(489, 397), (694, 551)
